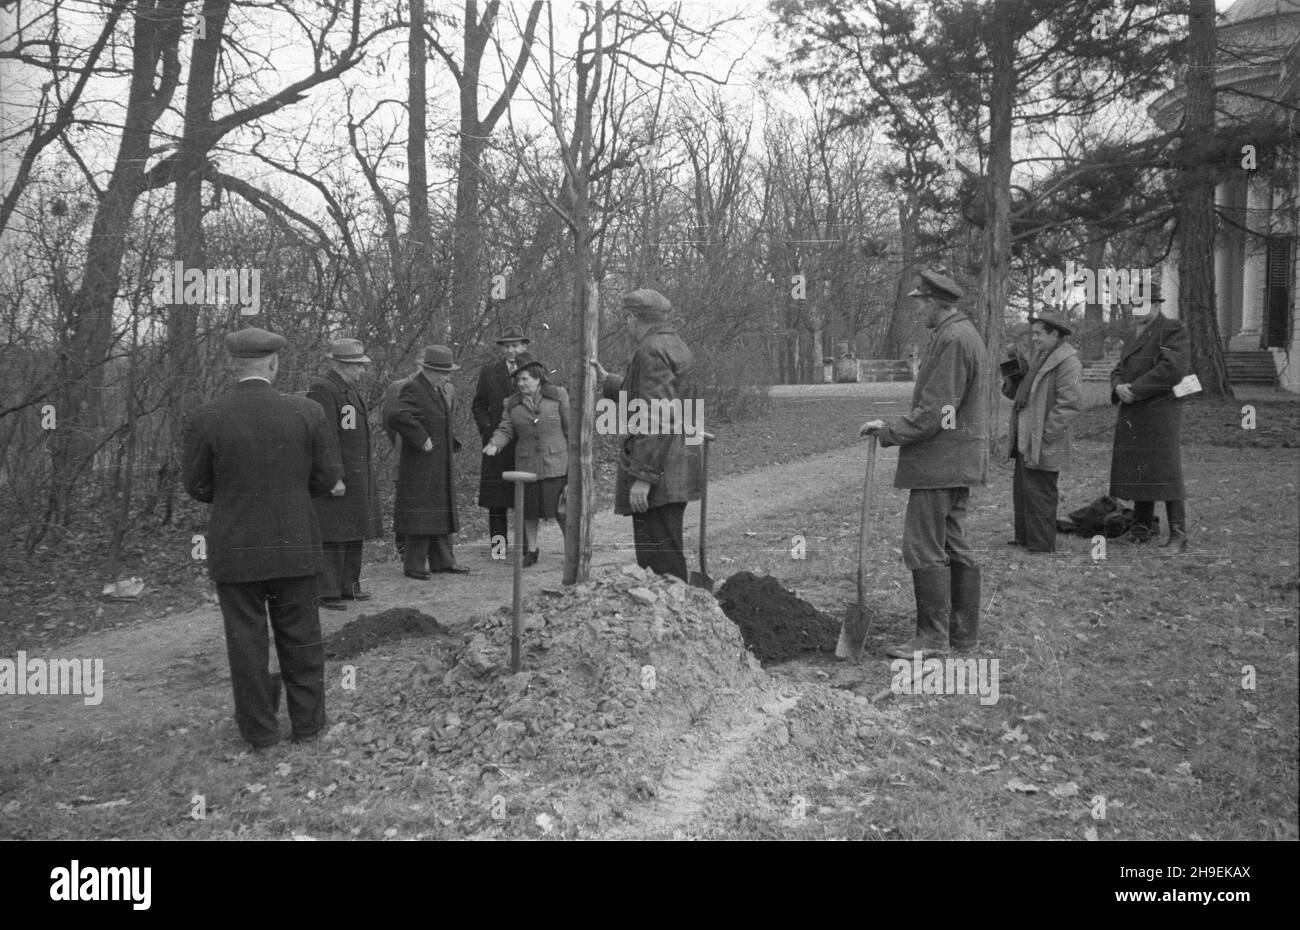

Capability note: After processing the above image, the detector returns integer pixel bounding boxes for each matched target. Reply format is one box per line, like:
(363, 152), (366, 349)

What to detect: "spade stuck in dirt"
(836, 434), (877, 660)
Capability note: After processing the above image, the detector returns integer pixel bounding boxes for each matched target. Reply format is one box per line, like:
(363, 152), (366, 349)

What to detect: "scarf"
(1014, 347), (1049, 412)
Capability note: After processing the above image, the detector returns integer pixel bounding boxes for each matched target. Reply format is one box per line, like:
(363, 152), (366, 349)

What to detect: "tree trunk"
(884, 191), (920, 359)
(980, 5), (1015, 457)
(409, 0), (435, 333)
(1179, 0), (1233, 398)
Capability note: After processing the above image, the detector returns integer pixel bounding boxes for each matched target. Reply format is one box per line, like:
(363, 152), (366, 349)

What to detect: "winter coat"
(1001, 343), (1083, 472)
(472, 359), (518, 509)
(1108, 312), (1188, 500)
(306, 369), (382, 541)
(878, 311), (988, 489)
(490, 384), (570, 480)
(386, 372), (462, 536)
(601, 323), (702, 515)
(182, 379), (342, 582)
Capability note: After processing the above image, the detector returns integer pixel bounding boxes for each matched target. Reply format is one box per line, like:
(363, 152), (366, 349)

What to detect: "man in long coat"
(387, 345), (469, 578)
(1109, 291), (1190, 552)
(307, 338), (382, 607)
(862, 270), (988, 658)
(472, 327), (530, 553)
(591, 289), (701, 582)
(182, 326), (342, 749)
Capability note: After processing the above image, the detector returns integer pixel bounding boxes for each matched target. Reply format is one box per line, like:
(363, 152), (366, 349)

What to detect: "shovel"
(835, 434), (877, 660)
(688, 432), (716, 591)
(503, 469), (539, 673)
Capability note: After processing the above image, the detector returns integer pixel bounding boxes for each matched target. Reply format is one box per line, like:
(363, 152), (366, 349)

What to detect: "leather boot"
(1159, 527), (1188, 554)
(886, 567), (951, 658)
(949, 563), (981, 651)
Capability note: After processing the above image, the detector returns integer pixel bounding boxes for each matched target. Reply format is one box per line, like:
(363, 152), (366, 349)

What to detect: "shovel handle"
(699, 433), (712, 578)
(856, 435), (876, 607)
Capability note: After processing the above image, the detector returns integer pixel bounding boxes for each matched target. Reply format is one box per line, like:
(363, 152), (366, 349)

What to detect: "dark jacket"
(1109, 312), (1188, 500)
(387, 372), (461, 536)
(490, 384), (570, 480)
(182, 379), (341, 583)
(878, 311), (988, 489)
(1002, 342), (1083, 472)
(307, 369), (382, 541)
(472, 359), (518, 509)
(601, 323), (702, 515)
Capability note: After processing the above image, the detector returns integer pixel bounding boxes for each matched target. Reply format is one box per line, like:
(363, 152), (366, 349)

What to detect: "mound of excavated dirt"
(326, 564), (765, 822)
(324, 607), (449, 659)
(715, 571), (841, 665)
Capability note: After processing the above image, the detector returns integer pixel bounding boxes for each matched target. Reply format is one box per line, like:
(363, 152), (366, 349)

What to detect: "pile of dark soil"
(324, 607), (449, 659)
(716, 571), (840, 665)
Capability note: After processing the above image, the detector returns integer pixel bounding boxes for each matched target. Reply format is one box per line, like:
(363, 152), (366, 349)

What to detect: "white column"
(1215, 181), (1234, 331)
(1230, 177), (1270, 350)
(1160, 255), (1179, 320)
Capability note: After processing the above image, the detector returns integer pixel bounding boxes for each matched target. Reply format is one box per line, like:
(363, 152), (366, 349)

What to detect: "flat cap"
(622, 288), (672, 322)
(226, 326), (286, 358)
(908, 270), (964, 303)
(418, 345), (461, 371)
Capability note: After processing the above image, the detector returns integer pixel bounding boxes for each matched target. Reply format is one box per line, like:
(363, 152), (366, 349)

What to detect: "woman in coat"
(484, 354), (568, 566)
(1001, 311), (1083, 553)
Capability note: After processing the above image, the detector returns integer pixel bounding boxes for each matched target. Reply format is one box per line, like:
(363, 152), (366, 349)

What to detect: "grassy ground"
(1, 394), (1295, 841)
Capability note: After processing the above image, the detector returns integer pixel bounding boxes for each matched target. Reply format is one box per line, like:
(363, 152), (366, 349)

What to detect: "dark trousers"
(319, 539), (363, 598)
(901, 488), (975, 570)
(488, 508), (509, 547)
(1012, 457), (1060, 552)
(215, 575), (325, 746)
(403, 534), (458, 573)
(1134, 499), (1186, 532)
(631, 502), (688, 582)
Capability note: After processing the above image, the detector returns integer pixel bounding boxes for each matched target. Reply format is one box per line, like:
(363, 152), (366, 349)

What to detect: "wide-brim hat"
(495, 327), (530, 345)
(1029, 310), (1073, 336)
(327, 338), (371, 363)
(907, 269), (963, 303)
(419, 345), (461, 371)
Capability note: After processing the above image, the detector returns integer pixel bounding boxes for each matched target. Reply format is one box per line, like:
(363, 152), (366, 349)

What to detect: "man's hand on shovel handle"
(860, 419), (885, 437)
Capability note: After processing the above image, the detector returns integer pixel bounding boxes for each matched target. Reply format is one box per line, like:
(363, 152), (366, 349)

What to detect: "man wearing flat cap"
(387, 345), (469, 579)
(861, 270), (988, 658)
(182, 326), (343, 749)
(472, 327), (530, 556)
(1000, 311), (1082, 553)
(591, 289), (701, 581)
(307, 339), (382, 608)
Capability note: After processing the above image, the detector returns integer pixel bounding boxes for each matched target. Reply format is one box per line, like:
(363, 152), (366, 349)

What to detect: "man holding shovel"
(860, 270), (988, 658)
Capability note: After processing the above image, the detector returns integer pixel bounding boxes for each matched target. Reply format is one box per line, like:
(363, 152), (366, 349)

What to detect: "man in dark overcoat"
(1108, 290), (1190, 552)
(308, 338), (382, 607)
(861, 270), (988, 658)
(472, 327), (530, 553)
(591, 289), (701, 582)
(182, 326), (342, 749)
(387, 345), (470, 578)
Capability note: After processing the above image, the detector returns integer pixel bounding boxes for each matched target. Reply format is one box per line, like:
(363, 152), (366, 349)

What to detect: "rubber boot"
(886, 567), (951, 659)
(949, 563), (981, 652)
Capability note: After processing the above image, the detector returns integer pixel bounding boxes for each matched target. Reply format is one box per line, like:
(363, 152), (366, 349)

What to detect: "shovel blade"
(835, 604), (870, 660)
(689, 571), (714, 592)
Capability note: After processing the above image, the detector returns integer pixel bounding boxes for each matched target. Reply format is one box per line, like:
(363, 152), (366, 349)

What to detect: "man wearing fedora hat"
(1001, 311), (1083, 553)
(308, 339), (383, 608)
(472, 327), (530, 555)
(1108, 279), (1190, 553)
(861, 270), (988, 658)
(387, 345), (470, 578)
(182, 326), (342, 749)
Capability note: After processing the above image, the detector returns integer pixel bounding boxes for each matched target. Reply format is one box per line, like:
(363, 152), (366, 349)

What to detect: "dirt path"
(0, 436), (905, 770)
